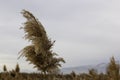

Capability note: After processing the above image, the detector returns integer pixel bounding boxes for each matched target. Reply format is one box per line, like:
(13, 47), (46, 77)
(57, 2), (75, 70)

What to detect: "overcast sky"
(0, 0), (120, 72)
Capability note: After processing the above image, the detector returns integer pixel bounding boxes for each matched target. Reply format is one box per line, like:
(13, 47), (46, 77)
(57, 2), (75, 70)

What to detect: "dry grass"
(0, 57), (119, 80)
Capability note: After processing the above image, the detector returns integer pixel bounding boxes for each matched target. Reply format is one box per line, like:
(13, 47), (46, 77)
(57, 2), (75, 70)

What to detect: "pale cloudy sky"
(0, 0), (120, 72)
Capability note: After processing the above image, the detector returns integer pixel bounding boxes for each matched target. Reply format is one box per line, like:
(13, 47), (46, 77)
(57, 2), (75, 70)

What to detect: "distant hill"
(61, 63), (108, 74)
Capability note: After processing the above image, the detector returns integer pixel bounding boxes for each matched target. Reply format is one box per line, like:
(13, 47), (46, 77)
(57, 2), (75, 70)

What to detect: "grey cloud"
(0, 0), (120, 69)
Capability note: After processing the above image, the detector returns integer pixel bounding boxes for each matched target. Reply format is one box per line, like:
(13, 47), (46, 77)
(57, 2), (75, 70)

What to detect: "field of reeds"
(0, 57), (119, 80)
